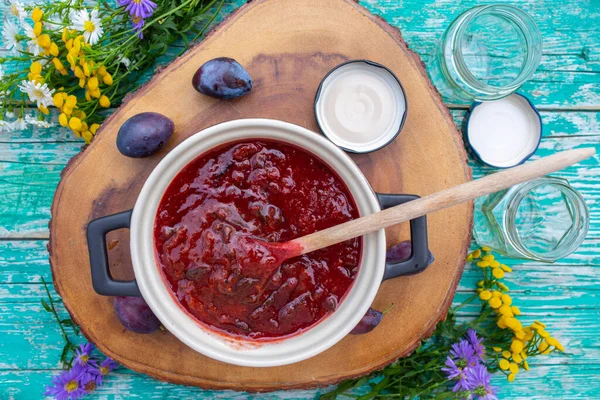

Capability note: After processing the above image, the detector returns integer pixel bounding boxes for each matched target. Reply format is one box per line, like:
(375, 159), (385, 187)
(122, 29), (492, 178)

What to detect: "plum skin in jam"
(154, 140), (362, 340)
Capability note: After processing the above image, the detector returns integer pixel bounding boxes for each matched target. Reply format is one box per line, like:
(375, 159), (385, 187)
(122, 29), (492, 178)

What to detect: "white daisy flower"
(2, 19), (21, 53)
(0, 120), (14, 133)
(25, 114), (52, 128)
(8, 0), (26, 21)
(12, 117), (28, 131)
(5, 111), (14, 119)
(70, 9), (103, 45)
(19, 80), (55, 108)
(22, 23), (42, 56)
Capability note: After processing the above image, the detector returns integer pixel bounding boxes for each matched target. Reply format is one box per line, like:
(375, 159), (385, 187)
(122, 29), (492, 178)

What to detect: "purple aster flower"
(466, 329), (485, 361)
(74, 343), (96, 367)
(92, 357), (120, 385)
(450, 339), (478, 367)
(441, 357), (470, 392)
(131, 16), (145, 39)
(80, 371), (98, 393)
(118, 0), (157, 19)
(466, 364), (498, 400)
(44, 365), (87, 400)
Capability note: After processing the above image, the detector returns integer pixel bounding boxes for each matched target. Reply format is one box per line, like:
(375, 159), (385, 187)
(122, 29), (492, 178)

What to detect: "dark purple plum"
(117, 112), (174, 158)
(386, 240), (435, 266)
(350, 307), (383, 334)
(192, 57), (252, 99)
(114, 296), (161, 334)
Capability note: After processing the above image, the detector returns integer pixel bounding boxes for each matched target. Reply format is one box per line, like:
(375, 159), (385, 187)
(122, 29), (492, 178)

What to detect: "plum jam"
(154, 140), (361, 340)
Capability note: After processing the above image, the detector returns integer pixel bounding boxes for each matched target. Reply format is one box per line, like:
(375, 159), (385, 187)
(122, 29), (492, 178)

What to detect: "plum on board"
(192, 57), (252, 99)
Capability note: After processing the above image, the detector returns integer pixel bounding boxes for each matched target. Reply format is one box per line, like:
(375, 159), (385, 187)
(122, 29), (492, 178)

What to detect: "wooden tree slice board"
(49, 0), (472, 391)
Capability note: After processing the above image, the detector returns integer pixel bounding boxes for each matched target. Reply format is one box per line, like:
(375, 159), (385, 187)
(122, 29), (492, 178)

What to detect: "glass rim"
(504, 177), (589, 262)
(452, 4), (542, 95)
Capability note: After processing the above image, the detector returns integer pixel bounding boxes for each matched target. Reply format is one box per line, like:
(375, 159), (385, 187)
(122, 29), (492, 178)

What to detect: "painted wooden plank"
(1, 117), (599, 238)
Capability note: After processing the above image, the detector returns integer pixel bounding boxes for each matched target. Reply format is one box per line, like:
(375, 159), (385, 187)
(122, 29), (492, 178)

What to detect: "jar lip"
(504, 177), (589, 262)
(452, 4), (542, 96)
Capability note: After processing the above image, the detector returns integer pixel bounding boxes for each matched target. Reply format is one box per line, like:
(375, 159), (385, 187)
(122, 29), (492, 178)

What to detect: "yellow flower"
(73, 38), (81, 53)
(53, 93), (64, 108)
(509, 363), (519, 374)
(79, 77), (86, 88)
(471, 249), (481, 258)
(65, 95), (77, 108)
(82, 130), (93, 144)
(32, 8), (44, 22)
(69, 117), (82, 131)
(49, 42), (59, 57)
(63, 106), (73, 116)
(477, 261), (490, 268)
(497, 282), (509, 292)
(30, 62), (43, 75)
(499, 359), (510, 370)
(83, 63), (91, 77)
(499, 304), (513, 317)
(501, 294), (512, 305)
(510, 340), (524, 354)
(39, 105), (49, 115)
(490, 260), (500, 268)
(515, 330), (525, 340)
(507, 373), (515, 382)
(492, 268), (505, 279)
(88, 76), (99, 90)
(523, 361), (529, 371)
(534, 320), (546, 328)
(492, 291), (502, 298)
(481, 246), (491, 252)
(38, 34), (51, 48)
(66, 38), (74, 51)
(34, 22), (43, 37)
(482, 254), (494, 261)
(521, 351), (527, 360)
(477, 280), (484, 287)
(89, 87), (100, 98)
(58, 113), (68, 127)
(97, 65), (107, 76)
(497, 317), (508, 329)
(511, 306), (521, 316)
(538, 340), (549, 352)
(538, 329), (550, 338)
(555, 342), (565, 352)
(505, 318), (522, 331)
(501, 264), (512, 272)
(489, 297), (502, 309)
(99, 95), (111, 108)
(493, 347), (502, 353)
(103, 73), (113, 86)
(524, 328), (534, 341)
(85, 91), (92, 102)
(502, 350), (511, 359)
(81, 121), (88, 132)
(62, 28), (68, 43)
(479, 290), (492, 301)
(512, 352), (523, 363)
(74, 66), (84, 79)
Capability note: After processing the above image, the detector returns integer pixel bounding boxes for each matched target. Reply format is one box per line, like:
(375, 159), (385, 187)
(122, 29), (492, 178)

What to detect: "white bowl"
(129, 119), (386, 367)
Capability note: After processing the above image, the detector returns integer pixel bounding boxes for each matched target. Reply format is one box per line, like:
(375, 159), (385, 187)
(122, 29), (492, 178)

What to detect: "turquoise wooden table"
(1, 0), (599, 398)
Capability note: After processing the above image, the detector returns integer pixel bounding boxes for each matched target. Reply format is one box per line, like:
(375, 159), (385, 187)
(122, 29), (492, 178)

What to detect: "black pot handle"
(376, 193), (430, 280)
(87, 210), (142, 297)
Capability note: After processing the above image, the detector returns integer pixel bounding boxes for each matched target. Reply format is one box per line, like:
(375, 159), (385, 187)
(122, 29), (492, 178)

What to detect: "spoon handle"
(293, 148), (595, 256)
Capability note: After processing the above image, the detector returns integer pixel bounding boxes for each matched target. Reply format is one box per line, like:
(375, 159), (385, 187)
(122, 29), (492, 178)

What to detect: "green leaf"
(41, 299), (52, 313)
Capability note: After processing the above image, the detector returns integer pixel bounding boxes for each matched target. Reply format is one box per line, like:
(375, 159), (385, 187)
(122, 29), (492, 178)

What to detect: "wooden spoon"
(247, 148), (594, 265)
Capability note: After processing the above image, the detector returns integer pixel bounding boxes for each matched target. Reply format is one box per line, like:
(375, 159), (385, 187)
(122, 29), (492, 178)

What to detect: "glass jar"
(473, 177), (589, 262)
(430, 5), (542, 101)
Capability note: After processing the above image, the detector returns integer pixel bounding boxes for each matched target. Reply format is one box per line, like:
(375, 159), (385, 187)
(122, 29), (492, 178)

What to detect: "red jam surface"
(154, 140), (361, 340)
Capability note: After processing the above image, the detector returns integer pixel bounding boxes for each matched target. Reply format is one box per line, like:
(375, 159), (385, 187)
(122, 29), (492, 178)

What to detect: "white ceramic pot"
(87, 119), (428, 367)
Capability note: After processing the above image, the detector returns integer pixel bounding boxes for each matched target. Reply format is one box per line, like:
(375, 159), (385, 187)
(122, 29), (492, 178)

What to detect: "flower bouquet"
(1, 0), (228, 142)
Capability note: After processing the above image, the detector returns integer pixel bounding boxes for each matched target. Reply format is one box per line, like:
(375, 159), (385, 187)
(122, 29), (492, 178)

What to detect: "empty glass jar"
(431, 4), (542, 101)
(473, 177), (589, 262)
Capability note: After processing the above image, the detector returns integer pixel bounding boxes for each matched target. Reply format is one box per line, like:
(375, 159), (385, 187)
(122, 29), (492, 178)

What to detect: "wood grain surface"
(48, 0), (473, 391)
(1, 0), (599, 399)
